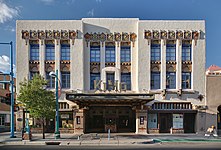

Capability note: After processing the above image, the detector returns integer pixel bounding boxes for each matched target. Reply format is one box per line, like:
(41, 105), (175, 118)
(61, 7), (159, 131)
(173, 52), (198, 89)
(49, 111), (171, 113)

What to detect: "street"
(1, 143), (221, 150)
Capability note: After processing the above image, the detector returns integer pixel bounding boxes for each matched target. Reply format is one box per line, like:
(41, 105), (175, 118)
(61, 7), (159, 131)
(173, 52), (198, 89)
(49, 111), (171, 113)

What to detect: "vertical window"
(182, 72), (191, 89)
(90, 45), (100, 62)
(105, 46), (115, 62)
(106, 73), (115, 90)
(46, 72), (55, 88)
(0, 114), (5, 126)
(30, 71), (39, 79)
(151, 72), (160, 89)
(182, 43), (191, 61)
(121, 45), (131, 62)
(45, 44), (55, 61)
(30, 44), (39, 61)
(121, 73), (131, 90)
(61, 72), (70, 88)
(166, 44), (176, 61)
(90, 73), (100, 90)
(151, 43), (161, 61)
(61, 44), (70, 61)
(166, 72), (176, 89)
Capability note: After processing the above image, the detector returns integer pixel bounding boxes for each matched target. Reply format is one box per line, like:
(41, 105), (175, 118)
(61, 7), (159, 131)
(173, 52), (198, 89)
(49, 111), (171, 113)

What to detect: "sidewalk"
(0, 132), (221, 146)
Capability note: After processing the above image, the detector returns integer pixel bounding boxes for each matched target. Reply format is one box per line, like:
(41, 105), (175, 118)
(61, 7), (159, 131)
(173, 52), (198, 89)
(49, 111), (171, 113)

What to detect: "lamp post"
(49, 70), (60, 139)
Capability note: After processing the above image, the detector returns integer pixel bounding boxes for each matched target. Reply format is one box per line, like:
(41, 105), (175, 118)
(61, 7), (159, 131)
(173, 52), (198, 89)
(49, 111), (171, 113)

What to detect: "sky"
(0, 0), (221, 73)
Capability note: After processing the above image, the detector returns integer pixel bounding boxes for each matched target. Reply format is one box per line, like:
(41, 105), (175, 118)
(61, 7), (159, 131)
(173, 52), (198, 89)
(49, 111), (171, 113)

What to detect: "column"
(100, 41), (105, 71)
(55, 39), (61, 79)
(176, 40), (182, 90)
(39, 39), (45, 77)
(115, 42), (121, 69)
(161, 39), (166, 90)
(147, 40), (151, 91)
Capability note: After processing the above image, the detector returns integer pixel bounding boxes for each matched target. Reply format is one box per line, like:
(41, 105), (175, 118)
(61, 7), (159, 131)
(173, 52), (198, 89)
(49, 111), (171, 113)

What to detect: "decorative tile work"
(22, 30), (77, 45)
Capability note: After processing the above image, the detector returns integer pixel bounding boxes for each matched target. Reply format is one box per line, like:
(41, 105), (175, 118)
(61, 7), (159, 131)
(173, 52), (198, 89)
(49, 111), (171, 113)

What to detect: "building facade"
(16, 18), (206, 134)
(0, 73), (16, 132)
(206, 65), (221, 134)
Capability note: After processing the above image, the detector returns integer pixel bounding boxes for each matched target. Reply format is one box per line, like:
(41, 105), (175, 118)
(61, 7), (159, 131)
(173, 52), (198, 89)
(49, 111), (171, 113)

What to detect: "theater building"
(16, 18), (206, 134)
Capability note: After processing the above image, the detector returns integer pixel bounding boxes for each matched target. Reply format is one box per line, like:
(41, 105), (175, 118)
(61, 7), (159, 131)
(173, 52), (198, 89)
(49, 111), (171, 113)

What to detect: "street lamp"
(49, 70), (60, 139)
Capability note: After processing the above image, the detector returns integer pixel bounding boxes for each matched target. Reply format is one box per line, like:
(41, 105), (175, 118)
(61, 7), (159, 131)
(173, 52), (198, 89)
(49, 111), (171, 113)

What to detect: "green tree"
(17, 74), (56, 139)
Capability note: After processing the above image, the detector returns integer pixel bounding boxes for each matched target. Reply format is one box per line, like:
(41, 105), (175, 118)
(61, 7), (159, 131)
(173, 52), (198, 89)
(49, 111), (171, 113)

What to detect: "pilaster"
(100, 42), (105, 71)
(161, 39), (166, 90)
(39, 39), (45, 77)
(115, 42), (121, 69)
(55, 39), (61, 79)
(176, 39), (182, 89)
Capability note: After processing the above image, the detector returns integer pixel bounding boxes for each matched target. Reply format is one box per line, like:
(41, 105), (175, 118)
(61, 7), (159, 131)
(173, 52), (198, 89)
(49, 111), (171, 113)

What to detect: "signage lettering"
(93, 80), (127, 92)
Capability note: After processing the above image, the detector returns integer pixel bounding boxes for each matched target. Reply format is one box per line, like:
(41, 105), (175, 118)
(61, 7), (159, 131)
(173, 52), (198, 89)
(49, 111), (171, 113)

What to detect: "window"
(90, 73), (100, 90)
(151, 72), (160, 89)
(166, 72), (176, 89)
(106, 73), (115, 90)
(30, 44), (39, 61)
(46, 72), (55, 88)
(30, 71), (39, 80)
(182, 72), (191, 89)
(166, 44), (176, 61)
(121, 73), (131, 90)
(121, 45), (131, 62)
(90, 46), (100, 62)
(182, 43), (191, 61)
(61, 44), (70, 61)
(0, 114), (5, 126)
(105, 46), (115, 62)
(45, 44), (55, 61)
(0, 83), (5, 89)
(61, 72), (70, 88)
(151, 43), (161, 61)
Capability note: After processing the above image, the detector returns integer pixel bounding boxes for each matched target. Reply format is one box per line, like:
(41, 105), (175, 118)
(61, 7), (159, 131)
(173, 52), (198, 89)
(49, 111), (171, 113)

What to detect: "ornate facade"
(16, 18), (206, 134)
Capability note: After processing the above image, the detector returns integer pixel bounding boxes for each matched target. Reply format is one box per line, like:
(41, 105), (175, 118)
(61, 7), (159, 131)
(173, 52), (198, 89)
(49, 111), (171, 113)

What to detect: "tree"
(17, 74), (56, 139)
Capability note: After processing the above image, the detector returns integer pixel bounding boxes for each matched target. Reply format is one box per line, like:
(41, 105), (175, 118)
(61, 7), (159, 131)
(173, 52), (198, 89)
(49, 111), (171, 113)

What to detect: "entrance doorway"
(184, 113), (195, 133)
(159, 113), (172, 133)
(217, 105), (221, 134)
(85, 106), (135, 133)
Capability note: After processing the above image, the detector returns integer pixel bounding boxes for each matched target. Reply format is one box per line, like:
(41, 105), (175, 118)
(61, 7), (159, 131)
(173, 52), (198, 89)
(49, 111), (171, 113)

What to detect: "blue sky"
(0, 0), (221, 72)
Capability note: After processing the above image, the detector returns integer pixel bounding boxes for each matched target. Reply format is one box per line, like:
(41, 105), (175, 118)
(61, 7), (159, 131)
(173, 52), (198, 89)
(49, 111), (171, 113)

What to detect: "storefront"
(148, 102), (197, 133)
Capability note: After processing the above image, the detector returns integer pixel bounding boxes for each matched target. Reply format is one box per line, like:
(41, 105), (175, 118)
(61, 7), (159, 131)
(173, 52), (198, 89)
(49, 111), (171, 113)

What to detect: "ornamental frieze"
(144, 30), (200, 45)
(84, 32), (137, 47)
(21, 30), (77, 45)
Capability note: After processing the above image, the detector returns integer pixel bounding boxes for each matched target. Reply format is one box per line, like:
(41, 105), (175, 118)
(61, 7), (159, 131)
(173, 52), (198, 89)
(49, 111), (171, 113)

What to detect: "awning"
(66, 93), (155, 107)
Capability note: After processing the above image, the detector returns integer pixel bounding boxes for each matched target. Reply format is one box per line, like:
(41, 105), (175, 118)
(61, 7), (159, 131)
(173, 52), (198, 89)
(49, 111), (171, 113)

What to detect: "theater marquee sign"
(93, 79), (127, 92)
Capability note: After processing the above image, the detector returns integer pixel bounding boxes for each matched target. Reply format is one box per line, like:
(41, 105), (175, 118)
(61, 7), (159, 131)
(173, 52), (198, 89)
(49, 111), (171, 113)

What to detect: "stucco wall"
(206, 75), (221, 129)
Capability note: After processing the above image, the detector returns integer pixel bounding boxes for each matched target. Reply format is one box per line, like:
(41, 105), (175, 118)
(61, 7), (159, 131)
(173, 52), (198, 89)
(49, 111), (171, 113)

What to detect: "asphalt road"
(1, 143), (221, 150)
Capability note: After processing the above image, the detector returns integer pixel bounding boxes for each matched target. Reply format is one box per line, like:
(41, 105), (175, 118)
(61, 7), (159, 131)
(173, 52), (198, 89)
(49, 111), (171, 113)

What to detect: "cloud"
(96, 0), (102, 3)
(0, 55), (16, 75)
(40, 0), (55, 4)
(0, 1), (19, 24)
(87, 9), (94, 17)
(4, 25), (15, 32)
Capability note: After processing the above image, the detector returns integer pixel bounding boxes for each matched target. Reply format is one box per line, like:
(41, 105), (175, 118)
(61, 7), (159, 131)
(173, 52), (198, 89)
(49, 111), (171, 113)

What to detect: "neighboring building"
(0, 72), (16, 132)
(206, 65), (221, 134)
(16, 18), (206, 134)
